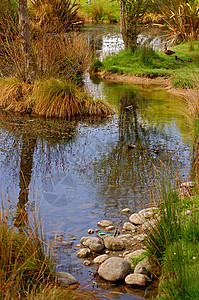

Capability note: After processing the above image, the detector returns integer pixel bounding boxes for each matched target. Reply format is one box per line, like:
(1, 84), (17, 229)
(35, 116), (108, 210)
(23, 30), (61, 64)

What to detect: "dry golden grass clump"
(0, 78), (113, 118)
(33, 32), (92, 81)
(30, 78), (113, 118)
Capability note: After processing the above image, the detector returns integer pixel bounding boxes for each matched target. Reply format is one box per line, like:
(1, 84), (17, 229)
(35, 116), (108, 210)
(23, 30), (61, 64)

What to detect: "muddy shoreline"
(99, 71), (187, 99)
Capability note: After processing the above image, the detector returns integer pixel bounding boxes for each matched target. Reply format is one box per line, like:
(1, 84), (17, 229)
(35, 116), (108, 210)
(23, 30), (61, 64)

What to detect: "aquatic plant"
(0, 201), (99, 299)
(89, 58), (103, 73)
(0, 204), (54, 298)
(33, 32), (92, 81)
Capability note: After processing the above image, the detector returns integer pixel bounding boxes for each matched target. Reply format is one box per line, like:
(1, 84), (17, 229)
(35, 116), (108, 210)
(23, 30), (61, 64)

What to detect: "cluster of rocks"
(76, 206), (159, 287)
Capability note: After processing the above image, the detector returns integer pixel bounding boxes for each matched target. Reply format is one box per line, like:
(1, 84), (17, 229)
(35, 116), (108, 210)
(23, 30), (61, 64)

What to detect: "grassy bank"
(101, 41), (199, 88)
(145, 179), (199, 299)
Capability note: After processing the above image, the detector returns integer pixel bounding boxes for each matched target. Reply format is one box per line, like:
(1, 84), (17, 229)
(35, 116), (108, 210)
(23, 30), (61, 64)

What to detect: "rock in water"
(56, 272), (78, 286)
(98, 257), (131, 282)
(121, 208), (131, 213)
(123, 222), (136, 232)
(88, 229), (94, 235)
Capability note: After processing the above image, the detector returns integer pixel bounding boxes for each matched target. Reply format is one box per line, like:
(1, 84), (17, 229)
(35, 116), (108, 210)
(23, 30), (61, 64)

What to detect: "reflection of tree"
(93, 91), (189, 219)
(0, 110), (78, 228)
(14, 134), (36, 229)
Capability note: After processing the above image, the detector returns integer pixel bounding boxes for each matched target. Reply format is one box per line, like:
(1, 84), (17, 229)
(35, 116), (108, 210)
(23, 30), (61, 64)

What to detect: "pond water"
(0, 25), (193, 299)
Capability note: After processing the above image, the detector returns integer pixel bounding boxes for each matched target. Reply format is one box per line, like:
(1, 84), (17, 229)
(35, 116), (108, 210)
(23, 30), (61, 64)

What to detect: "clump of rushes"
(29, 78), (113, 118)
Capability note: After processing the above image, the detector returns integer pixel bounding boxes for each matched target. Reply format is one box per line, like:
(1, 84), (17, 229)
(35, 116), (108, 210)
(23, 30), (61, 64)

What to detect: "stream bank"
(98, 71), (187, 99)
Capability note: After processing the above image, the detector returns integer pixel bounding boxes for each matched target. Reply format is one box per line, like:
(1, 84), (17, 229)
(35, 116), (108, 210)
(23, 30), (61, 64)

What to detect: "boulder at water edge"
(129, 213), (146, 225)
(56, 272), (78, 286)
(98, 257), (131, 282)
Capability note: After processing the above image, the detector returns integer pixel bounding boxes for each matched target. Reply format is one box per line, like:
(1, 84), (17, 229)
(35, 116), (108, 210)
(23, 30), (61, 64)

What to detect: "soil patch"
(99, 71), (187, 99)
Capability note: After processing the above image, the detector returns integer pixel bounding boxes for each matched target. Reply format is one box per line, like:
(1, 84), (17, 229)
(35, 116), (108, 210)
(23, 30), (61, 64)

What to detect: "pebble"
(93, 254), (109, 264)
(56, 272), (78, 286)
(97, 220), (113, 228)
(121, 208), (131, 213)
(180, 181), (194, 188)
(129, 213), (146, 225)
(76, 248), (91, 258)
(88, 229), (94, 235)
(125, 273), (150, 286)
(82, 260), (91, 266)
(104, 236), (125, 251)
(83, 237), (104, 252)
(105, 225), (115, 231)
(61, 241), (73, 245)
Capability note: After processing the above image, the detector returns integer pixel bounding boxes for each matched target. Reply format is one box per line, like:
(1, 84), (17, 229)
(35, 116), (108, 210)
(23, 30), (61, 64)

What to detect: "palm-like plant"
(30, 0), (82, 33)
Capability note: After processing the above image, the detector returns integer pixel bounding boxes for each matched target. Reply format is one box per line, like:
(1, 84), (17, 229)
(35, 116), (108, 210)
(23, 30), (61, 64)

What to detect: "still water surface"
(0, 25), (193, 299)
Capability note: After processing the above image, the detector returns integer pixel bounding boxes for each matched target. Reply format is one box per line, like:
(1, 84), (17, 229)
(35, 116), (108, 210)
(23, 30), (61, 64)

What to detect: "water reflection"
(91, 89), (191, 222)
(14, 134), (36, 229)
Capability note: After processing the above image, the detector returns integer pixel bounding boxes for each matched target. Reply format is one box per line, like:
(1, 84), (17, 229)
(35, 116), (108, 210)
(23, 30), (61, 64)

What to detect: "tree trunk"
(17, 0), (36, 83)
(120, 0), (138, 51)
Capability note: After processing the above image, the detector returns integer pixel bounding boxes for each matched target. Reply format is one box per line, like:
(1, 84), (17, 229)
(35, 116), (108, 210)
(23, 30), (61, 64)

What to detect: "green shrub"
(89, 58), (103, 73)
